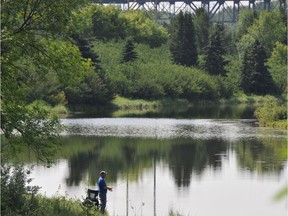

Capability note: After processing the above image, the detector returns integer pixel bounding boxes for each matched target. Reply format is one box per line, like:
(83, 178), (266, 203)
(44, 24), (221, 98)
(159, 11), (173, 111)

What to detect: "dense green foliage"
(236, 10), (286, 57)
(240, 40), (277, 95)
(1, 0), (93, 163)
(203, 24), (227, 76)
(94, 41), (231, 100)
(1, 1), (287, 214)
(234, 10), (259, 42)
(121, 40), (138, 63)
(254, 98), (287, 129)
(1, 164), (40, 216)
(3, 4), (285, 111)
(1, 164), (106, 216)
(266, 42), (288, 94)
(193, 8), (211, 54)
(91, 5), (168, 47)
(169, 11), (198, 67)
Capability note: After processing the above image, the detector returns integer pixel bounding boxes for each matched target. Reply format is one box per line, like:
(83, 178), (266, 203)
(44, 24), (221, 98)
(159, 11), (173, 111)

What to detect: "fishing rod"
(112, 181), (126, 189)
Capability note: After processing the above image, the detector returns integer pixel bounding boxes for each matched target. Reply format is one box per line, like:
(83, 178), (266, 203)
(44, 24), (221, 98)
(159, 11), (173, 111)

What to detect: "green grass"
(221, 94), (278, 105)
(36, 195), (106, 216)
(111, 96), (192, 117)
(28, 100), (69, 118)
(51, 104), (69, 117)
(5, 195), (108, 216)
(112, 95), (159, 110)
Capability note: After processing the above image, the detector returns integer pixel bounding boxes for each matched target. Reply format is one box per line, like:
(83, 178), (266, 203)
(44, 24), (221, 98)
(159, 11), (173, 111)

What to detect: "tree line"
(2, 1), (287, 162)
(1, 1), (287, 214)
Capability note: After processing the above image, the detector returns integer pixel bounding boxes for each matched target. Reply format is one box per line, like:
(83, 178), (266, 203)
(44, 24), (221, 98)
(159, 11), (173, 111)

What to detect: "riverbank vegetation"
(1, 164), (106, 216)
(1, 0), (287, 215)
(255, 98), (287, 129)
(2, 1), (287, 120)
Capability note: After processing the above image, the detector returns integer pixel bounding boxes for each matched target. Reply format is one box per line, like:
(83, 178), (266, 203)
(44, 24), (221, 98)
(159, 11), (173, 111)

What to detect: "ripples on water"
(61, 118), (286, 140)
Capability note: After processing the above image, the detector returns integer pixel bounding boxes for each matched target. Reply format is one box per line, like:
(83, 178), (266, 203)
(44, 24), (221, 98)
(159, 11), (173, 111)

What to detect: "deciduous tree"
(1, 0), (91, 162)
(266, 42), (287, 94)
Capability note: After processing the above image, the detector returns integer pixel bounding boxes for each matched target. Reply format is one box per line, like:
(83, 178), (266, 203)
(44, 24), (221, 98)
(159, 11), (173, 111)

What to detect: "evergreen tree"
(121, 40), (138, 63)
(68, 35), (114, 105)
(241, 40), (277, 95)
(169, 11), (185, 65)
(72, 35), (103, 72)
(235, 10), (258, 42)
(204, 24), (227, 76)
(169, 11), (198, 67)
(193, 8), (211, 54)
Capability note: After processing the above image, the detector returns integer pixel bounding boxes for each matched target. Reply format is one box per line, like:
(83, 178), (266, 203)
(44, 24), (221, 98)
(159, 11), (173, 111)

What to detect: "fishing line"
(112, 181), (126, 189)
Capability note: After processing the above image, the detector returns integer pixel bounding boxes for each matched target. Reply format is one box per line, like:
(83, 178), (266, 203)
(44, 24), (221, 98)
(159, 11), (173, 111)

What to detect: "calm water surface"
(29, 117), (287, 216)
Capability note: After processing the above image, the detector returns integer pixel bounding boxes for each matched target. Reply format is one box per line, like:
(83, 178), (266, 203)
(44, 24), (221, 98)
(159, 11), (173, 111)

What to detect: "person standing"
(98, 171), (113, 214)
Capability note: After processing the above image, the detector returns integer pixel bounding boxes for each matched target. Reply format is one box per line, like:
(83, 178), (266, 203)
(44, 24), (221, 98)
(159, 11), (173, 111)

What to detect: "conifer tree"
(72, 36), (103, 72)
(169, 11), (198, 67)
(121, 39), (138, 63)
(204, 24), (227, 76)
(241, 40), (277, 95)
(169, 11), (185, 65)
(193, 8), (211, 54)
(68, 35), (114, 105)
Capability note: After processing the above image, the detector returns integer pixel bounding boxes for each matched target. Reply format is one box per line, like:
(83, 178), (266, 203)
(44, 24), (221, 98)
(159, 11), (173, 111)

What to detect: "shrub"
(48, 91), (68, 106)
(1, 163), (107, 216)
(254, 99), (287, 128)
(1, 164), (40, 216)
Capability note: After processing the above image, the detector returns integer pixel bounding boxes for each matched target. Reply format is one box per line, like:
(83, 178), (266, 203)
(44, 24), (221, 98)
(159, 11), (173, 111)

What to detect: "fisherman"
(98, 170), (113, 214)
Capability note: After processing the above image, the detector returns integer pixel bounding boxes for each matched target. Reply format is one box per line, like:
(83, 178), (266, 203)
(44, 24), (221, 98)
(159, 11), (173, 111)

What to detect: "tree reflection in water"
(61, 135), (286, 187)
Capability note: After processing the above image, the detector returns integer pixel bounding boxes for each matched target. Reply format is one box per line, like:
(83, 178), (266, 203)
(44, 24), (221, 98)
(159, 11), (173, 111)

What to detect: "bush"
(132, 79), (165, 99)
(1, 163), (107, 216)
(51, 104), (69, 116)
(91, 5), (168, 47)
(254, 99), (287, 128)
(48, 91), (68, 106)
(94, 41), (233, 101)
(1, 164), (40, 216)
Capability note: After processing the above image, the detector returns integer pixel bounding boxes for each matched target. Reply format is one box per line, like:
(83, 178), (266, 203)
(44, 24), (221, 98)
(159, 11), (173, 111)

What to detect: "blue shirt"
(98, 177), (107, 194)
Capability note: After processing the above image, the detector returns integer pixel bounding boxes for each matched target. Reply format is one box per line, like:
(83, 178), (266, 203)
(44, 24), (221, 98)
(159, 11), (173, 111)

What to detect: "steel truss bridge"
(94, 0), (286, 23)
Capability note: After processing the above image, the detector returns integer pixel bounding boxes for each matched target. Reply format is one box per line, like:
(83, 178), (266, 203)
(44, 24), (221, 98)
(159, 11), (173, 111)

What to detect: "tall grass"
(34, 195), (106, 216)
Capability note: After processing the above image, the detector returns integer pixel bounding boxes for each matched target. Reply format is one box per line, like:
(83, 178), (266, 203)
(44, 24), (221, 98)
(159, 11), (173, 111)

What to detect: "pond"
(27, 107), (287, 216)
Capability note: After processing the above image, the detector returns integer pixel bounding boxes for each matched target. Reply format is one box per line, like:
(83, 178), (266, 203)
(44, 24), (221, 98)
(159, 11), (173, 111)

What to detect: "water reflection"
(60, 135), (286, 189)
(235, 137), (287, 175)
(168, 139), (227, 187)
(23, 118), (287, 216)
(69, 104), (256, 119)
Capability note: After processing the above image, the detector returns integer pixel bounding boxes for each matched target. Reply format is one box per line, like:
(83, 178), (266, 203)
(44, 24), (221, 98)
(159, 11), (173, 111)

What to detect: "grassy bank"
(112, 94), (283, 110)
(2, 194), (107, 216)
(37, 195), (107, 216)
(111, 95), (288, 129)
(65, 95), (287, 130)
(112, 96), (190, 109)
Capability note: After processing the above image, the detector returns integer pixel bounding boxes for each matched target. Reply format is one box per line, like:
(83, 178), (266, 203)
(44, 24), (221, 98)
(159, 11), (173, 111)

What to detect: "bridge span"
(93, 0), (286, 22)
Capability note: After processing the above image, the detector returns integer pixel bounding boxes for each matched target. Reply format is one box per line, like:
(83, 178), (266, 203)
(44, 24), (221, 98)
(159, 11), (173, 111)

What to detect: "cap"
(100, 170), (107, 175)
